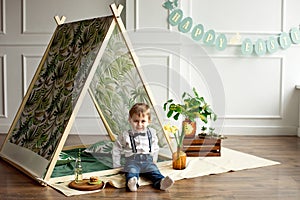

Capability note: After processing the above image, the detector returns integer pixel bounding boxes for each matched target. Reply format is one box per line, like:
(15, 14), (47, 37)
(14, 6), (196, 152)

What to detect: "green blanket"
(51, 148), (116, 178)
(51, 143), (169, 178)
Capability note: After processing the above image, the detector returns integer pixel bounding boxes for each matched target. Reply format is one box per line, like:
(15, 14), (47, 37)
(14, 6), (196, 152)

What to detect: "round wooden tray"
(68, 179), (104, 191)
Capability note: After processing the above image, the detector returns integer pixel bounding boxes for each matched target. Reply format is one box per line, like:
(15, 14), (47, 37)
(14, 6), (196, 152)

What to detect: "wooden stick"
(109, 3), (174, 153)
(54, 16), (66, 25)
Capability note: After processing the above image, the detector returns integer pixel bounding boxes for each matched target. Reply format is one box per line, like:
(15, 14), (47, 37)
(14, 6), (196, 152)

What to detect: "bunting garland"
(163, 0), (300, 56)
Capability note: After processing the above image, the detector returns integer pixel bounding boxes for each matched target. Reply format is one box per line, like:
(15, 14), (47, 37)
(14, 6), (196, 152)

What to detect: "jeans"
(124, 154), (164, 189)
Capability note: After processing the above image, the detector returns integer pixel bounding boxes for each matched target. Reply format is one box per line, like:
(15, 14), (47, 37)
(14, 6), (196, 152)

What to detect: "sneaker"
(160, 176), (174, 190)
(128, 177), (138, 192)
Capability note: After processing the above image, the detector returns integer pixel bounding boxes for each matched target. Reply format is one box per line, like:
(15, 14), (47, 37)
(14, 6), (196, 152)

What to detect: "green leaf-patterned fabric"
(9, 16), (113, 160)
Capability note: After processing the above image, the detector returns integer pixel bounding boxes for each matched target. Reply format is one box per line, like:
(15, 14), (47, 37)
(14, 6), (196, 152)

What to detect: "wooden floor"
(0, 135), (300, 200)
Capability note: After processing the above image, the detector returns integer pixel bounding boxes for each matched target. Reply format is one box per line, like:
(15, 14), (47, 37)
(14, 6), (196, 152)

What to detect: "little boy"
(112, 103), (174, 192)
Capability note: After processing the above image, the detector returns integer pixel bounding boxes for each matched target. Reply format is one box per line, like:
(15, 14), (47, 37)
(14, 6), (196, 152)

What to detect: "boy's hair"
(129, 103), (151, 121)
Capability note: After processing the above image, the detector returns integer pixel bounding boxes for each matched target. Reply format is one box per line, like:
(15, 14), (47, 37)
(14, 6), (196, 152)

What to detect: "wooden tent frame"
(0, 4), (172, 185)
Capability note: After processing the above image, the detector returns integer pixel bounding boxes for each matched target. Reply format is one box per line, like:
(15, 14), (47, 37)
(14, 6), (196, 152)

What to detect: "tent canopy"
(0, 4), (172, 185)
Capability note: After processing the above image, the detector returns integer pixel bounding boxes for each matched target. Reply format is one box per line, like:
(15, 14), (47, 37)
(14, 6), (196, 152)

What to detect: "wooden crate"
(182, 137), (221, 157)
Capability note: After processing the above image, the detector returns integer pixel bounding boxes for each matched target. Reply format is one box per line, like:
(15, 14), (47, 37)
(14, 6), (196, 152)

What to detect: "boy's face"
(129, 113), (150, 132)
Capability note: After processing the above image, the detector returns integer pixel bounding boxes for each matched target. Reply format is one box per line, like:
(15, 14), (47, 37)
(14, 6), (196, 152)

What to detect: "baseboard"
(0, 125), (9, 134)
(221, 126), (298, 136)
(1, 126), (298, 136)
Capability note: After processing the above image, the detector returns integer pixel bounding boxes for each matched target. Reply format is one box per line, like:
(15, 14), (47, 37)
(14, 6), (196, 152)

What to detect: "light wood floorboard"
(0, 135), (299, 200)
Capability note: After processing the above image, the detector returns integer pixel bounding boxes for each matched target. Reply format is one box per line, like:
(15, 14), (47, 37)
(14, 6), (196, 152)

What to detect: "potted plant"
(163, 88), (217, 138)
(198, 126), (227, 139)
(198, 126), (208, 138)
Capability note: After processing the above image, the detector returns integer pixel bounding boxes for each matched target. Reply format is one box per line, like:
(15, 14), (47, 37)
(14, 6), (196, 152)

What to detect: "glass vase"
(172, 146), (186, 170)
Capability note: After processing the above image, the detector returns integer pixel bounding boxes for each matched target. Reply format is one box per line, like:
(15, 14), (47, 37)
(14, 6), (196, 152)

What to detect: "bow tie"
(133, 132), (146, 137)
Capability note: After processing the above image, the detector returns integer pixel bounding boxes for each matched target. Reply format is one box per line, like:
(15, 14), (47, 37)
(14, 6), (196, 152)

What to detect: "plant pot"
(182, 119), (196, 138)
(172, 147), (186, 170)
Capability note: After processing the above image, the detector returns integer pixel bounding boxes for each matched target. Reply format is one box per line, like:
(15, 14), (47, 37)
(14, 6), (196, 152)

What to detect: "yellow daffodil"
(164, 123), (185, 149)
(163, 124), (171, 132)
(170, 125), (178, 134)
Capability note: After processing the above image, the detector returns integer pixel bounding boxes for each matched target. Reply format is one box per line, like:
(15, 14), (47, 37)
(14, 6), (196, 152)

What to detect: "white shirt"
(112, 127), (159, 168)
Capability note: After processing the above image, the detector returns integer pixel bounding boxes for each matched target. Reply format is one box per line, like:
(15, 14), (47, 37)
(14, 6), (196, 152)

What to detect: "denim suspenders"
(129, 128), (152, 153)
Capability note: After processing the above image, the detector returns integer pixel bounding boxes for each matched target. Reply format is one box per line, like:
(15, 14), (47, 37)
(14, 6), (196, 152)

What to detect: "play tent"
(0, 4), (172, 185)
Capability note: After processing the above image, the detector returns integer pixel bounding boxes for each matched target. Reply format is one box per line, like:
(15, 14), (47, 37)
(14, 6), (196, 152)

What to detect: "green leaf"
(169, 103), (177, 111)
(199, 114), (207, 123)
(175, 105), (182, 113)
(181, 92), (187, 99)
(213, 114), (217, 121)
(174, 113), (180, 120)
(163, 102), (168, 110)
(164, 99), (173, 108)
(167, 110), (173, 118)
(163, 1), (175, 10)
(205, 106), (211, 112)
(193, 87), (199, 98)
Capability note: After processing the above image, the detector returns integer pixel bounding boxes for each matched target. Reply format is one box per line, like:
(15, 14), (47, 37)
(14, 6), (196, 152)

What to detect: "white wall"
(0, 0), (299, 136)
(126, 0), (300, 136)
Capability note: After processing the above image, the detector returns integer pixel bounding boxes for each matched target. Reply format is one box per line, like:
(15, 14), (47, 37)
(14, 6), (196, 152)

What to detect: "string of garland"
(163, 0), (300, 56)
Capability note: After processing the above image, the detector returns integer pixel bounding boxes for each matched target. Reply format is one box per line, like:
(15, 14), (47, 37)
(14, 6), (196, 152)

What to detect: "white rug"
(51, 147), (280, 196)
